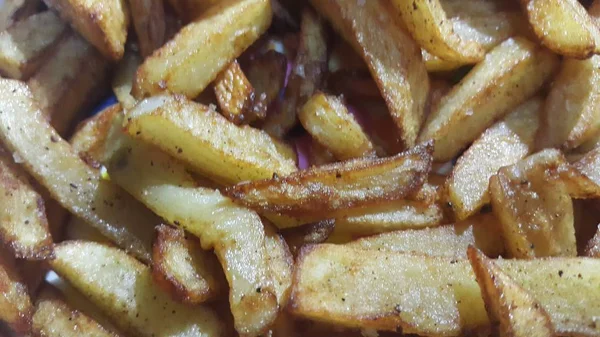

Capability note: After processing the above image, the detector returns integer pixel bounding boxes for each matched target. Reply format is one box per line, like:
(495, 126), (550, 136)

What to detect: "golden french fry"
(214, 60), (265, 124)
(0, 249), (32, 334)
(128, 0), (165, 57)
(448, 97), (542, 220)
(112, 50), (141, 110)
(133, 0), (272, 98)
(311, 0), (429, 148)
(418, 37), (559, 161)
(70, 104), (121, 169)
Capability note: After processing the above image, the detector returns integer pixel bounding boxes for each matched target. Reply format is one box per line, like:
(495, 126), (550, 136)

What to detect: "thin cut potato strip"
(128, 0), (165, 58)
(311, 0), (429, 148)
(224, 142), (433, 219)
(281, 220), (335, 256)
(133, 0), (272, 98)
(0, 250), (33, 334)
(0, 79), (156, 262)
(418, 37), (559, 161)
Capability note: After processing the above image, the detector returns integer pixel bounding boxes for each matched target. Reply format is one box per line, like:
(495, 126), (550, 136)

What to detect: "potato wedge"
(128, 0), (165, 58)
(214, 60), (265, 124)
(28, 32), (111, 136)
(50, 241), (224, 337)
(71, 104), (121, 169)
(112, 49), (141, 110)
(281, 220), (335, 256)
(0, 250), (33, 334)
(263, 8), (327, 138)
(152, 224), (225, 304)
(418, 37), (559, 161)
(225, 142), (432, 219)
(133, 0), (271, 99)
(244, 50), (287, 109)
(520, 0), (600, 58)
(0, 79), (156, 262)
(125, 95), (297, 185)
(43, 0), (129, 60)
(0, 148), (52, 260)
(0, 11), (67, 80)
(311, 0), (429, 148)
(390, 0), (484, 63)
(448, 97), (542, 220)
(298, 93), (375, 161)
(468, 247), (555, 337)
(0, 0), (42, 31)
(167, 0), (217, 22)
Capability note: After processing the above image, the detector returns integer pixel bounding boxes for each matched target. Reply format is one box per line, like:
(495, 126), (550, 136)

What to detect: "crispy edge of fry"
(214, 60), (265, 124)
(128, 0), (166, 58)
(0, 248), (33, 334)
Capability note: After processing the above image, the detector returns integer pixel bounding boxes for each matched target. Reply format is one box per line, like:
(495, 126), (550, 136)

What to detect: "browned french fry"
(128, 0), (165, 58)
(0, 248), (33, 334)
(0, 0), (42, 31)
(244, 50), (287, 109)
(280, 220), (335, 256)
(70, 104), (121, 168)
(214, 60), (265, 124)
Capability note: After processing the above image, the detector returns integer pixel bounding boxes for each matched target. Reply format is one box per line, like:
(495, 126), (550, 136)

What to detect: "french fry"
(418, 37), (559, 161)
(133, 0), (272, 99)
(43, 0), (130, 60)
(263, 222), (294, 308)
(112, 49), (141, 110)
(70, 104), (121, 169)
(281, 220), (335, 256)
(124, 95), (297, 185)
(311, 0), (429, 148)
(128, 0), (165, 58)
(0, 79), (156, 262)
(537, 56), (600, 150)
(468, 247), (555, 337)
(520, 0), (600, 58)
(390, 0), (484, 64)
(50, 241), (225, 337)
(0, 0), (42, 31)
(244, 50), (287, 109)
(0, 248), (33, 334)
(0, 11), (67, 80)
(152, 224), (225, 304)
(574, 147), (600, 188)
(263, 8), (327, 138)
(225, 142), (432, 219)
(448, 97), (542, 220)
(214, 60), (265, 124)
(167, 0), (218, 22)
(298, 93), (375, 161)
(27, 32), (111, 136)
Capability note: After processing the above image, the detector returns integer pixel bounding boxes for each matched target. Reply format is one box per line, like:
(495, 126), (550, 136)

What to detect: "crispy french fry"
(167, 0), (218, 22)
(298, 93), (375, 160)
(263, 222), (294, 308)
(28, 32), (111, 136)
(43, 0), (130, 60)
(0, 0), (42, 31)
(280, 220), (335, 256)
(311, 0), (429, 148)
(245, 50), (287, 109)
(128, 0), (165, 58)
(520, 0), (600, 58)
(70, 104), (121, 169)
(0, 11), (67, 80)
(133, 0), (272, 98)
(418, 37), (559, 161)
(0, 249), (32, 334)
(152, 224), (225, 304)
(112, 50), (141, 110)
(0, 79), (156, 262)
(50, 241), (225, 337)
(124, 95), (297, 185)
(448, 97), (542, 220)
(225, 142), (432, 219)
(214, 60), (265, 124)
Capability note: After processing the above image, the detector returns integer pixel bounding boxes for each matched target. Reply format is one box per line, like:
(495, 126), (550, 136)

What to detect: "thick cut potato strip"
(418, 37), (558, 161)
(125, 95), (297, 185)
(520, 0), (600, 58)
(28, 32), (110, 136)
(225, 143), (432, 218)
(0, 250), (33, 334)
(133, 0), (272, 98)
(0, 148), (53, 260)
(112, 49), (141, 110)
(128, 0), (165, 58)
(448, 97), (541, 220)
(311, 0), (429, 148)
(214, 60), (265, 124)
(281, 220), (335, 256)
(152, 224), (225, 304)
(0, 79), (156, 262)
(537, 56), (600, 150)
(43, 0), (129, 60)
(0, 0), (41, 31)
(0, 11), (67, 80)
(468, 248), (555, 337)
(71, 104), (121, 168)
(50, 241), (224, 337)
(390, 0), (484, 63)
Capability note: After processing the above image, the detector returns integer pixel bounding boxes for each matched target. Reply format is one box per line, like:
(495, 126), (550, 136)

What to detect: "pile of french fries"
(1, 0), (600, 336)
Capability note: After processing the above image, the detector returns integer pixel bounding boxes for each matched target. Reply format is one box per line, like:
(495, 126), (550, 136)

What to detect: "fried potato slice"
(311, 0), (429, 148)
(520, 0), (600, 58)
(0, 250), (33, 334)
(133, 0), (271, 98)
(0, 0), (42, 31)
(0, 79), (156, 262)
(214, 60), (265, 124)
(263, 8), (327, 138)
(50, 241), (225, 337)
(298, 93), (375, 161)
(418, 37), (559, 161)
(281, 220), (335, 256)
(0, 148), (52, 260)
(469, 247), (555, 337)
(112, 49), (141, 110)
(44, 0), (129, 60)
(71, 104), (121, 168)
(448, 97), (542, 220)
(225, 142), (432, 219)
(390, 0), (484, 63)
(28, 32), (111, 136)
(537, 56), (600, 150)
(245, 50), (287, 109)
(0, 11), (67, 80)
(152, 224), (225, 304)
(125, 95), (297, 185)
(128, 0), (165, 58)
